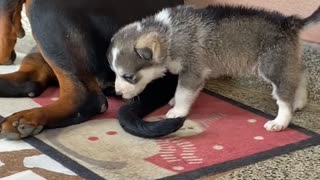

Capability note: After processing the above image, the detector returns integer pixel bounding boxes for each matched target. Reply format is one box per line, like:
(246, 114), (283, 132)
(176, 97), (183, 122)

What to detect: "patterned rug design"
(1, 87), (318, 179)
(0, 138), (80, 179)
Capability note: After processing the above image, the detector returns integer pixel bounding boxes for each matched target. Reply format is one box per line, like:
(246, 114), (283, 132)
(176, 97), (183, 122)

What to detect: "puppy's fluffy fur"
(108, 5), (320, 131)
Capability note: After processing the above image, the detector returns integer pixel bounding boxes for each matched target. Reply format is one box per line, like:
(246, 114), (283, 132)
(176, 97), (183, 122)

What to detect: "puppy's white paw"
(166, 107), (188, 118)
(264, 120), (289, 132)
(168, 97), (175, 106)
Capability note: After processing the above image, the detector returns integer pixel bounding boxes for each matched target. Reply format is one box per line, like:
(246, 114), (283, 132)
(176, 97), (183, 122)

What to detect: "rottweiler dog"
(0, 0), (185, 139)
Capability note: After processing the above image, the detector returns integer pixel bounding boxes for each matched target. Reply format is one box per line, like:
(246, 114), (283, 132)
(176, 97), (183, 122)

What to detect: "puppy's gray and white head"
(107, 22), (167, 99)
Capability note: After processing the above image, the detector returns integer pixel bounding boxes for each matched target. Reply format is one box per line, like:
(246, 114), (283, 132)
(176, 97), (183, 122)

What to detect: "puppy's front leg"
(166, 73), (204, 118)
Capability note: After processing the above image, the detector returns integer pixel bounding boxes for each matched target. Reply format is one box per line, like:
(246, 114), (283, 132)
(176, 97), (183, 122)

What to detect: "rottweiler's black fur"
(0, 0), (185, 139)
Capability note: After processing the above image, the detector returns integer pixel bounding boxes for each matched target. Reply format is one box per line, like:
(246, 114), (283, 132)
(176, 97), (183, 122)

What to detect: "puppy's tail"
(117, 74), (186, 138)
(302, 6), (320, 27)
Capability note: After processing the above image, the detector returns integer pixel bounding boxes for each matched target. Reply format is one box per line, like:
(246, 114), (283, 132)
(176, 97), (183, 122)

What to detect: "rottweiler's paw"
(0, 109), (45, 140)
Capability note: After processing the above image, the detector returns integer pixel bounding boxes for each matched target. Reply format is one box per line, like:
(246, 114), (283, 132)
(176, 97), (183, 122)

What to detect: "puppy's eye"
(122, 74), (136, 84)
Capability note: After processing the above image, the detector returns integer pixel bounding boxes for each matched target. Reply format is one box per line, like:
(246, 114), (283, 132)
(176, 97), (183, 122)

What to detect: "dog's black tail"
(303, 6), (320, 27)
(117, 75), (186, 138)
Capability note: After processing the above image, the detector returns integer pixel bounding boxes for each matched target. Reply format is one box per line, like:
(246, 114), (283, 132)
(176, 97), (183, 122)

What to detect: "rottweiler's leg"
(0, 49), (56, 97)
(0, 1), (110, 139)
(0, 60), (107, 139)
(0, 40), (107, 140)
(0, 0), (25, 65)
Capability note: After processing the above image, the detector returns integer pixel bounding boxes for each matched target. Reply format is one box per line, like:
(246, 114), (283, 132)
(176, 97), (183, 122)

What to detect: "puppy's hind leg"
(293, 71), (308, 111)
(258, 56), (299, 131)
(262, 78), (295, 131)
(264, 95), (293, 131)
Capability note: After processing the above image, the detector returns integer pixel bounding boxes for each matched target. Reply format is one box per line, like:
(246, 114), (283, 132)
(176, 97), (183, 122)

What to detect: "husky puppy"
(107, 5), (320, 131)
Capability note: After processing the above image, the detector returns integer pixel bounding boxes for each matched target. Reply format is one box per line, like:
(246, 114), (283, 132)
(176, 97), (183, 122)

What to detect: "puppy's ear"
(135, 32), (161, 63)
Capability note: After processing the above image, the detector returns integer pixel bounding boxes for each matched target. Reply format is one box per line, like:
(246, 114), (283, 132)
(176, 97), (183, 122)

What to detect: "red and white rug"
(1, 87), (317, 179)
